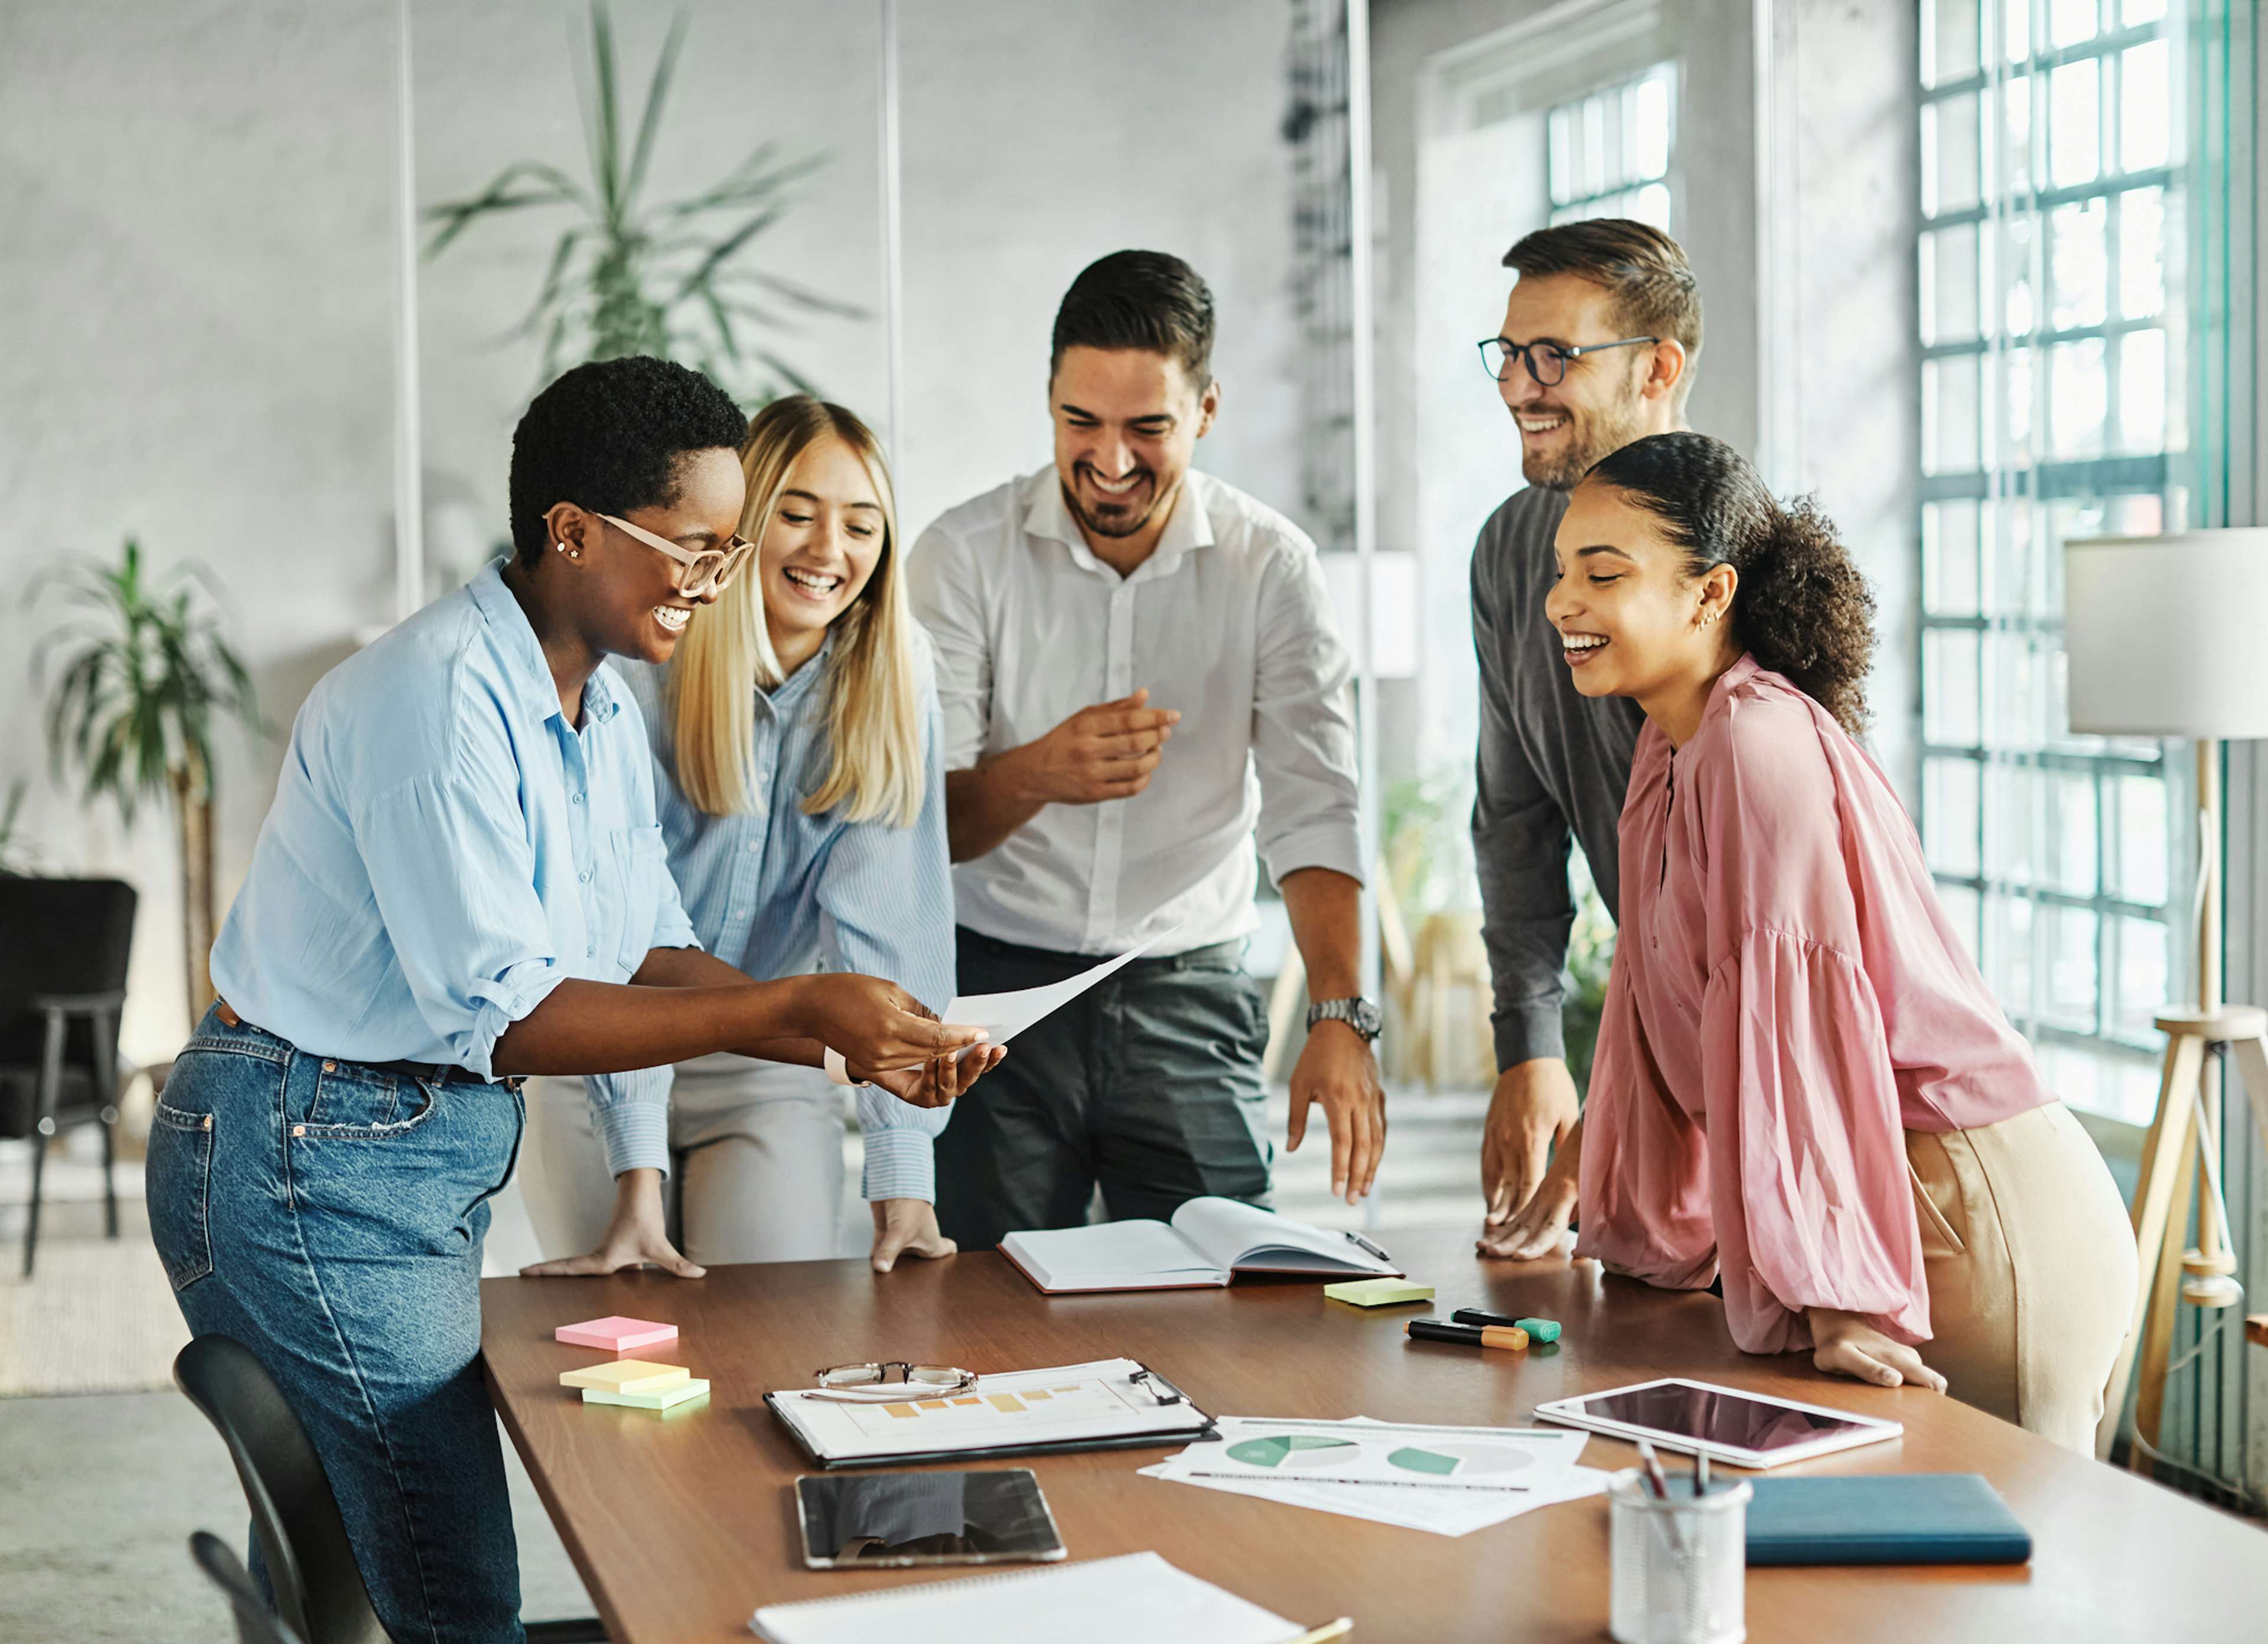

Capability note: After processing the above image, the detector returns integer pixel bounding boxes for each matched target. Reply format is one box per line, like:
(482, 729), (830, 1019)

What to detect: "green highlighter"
(1451, 1309), (1561, 1343)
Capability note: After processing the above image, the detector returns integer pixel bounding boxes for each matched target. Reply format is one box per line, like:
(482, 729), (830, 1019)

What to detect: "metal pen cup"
(1607, 1466), (1751, 1644)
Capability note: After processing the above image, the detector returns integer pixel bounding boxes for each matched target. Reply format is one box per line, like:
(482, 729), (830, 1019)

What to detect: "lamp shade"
(2063, 529), (2268, 740)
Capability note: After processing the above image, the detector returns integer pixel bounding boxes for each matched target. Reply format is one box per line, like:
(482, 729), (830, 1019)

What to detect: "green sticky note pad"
(582, 1377), (711, 1411)
(1324, 1278), (1436, 1307)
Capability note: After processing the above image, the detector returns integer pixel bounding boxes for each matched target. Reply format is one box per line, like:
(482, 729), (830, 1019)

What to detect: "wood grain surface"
(480, 1228), (2268, 1642)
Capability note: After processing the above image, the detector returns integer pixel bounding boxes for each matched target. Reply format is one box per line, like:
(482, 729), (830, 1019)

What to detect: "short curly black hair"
(507, 356), (750, 566)
(1586, 432), (1877, 734)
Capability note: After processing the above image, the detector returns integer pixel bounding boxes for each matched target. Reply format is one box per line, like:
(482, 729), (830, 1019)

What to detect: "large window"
(1546, 62), (1676, 229)
(1917, 0), (2186, 1122)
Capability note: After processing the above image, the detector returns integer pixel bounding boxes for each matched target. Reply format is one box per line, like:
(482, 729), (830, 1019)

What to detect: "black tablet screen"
(1574, 1383), (1872, 1452)
(796, 1468), (1065, 1568)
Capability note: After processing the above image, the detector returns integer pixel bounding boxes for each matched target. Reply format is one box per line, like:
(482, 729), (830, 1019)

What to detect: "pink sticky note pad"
(555, 1316), (678, 1353)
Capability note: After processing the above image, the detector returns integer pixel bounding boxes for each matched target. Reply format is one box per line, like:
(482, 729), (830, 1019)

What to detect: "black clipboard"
(764, 1363), (1218, 1470)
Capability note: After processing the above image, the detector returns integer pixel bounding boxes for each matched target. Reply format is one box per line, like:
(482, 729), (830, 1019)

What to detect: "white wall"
(0, 1), (399, 1063)
(0, 0), (1305, 1064)
(409, 1), (891, 597)
(1371, 0), (1764, 785)
(893, 0), (1304, 541)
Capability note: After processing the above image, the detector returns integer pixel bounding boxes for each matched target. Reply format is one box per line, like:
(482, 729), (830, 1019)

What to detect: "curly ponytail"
(1583, 432), (1877, 734)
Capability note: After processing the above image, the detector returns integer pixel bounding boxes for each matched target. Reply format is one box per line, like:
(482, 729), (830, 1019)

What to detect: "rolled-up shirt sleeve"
(1251, 544), (1364, 887)
(820, 671), (957, 1202)
(582, 1066), (674, 1180)
(351, 763), (568, 1080)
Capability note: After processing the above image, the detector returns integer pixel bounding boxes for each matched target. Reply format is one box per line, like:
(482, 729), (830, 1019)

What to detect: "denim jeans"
(147, 1006), (526, 1644)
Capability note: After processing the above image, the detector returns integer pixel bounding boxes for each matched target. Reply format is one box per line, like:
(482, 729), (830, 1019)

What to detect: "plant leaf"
(621, 10), (687, 216)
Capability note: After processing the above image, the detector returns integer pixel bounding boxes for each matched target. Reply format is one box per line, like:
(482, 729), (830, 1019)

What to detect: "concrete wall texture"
(1, 0), (1922, 1068)
(0, 0), (1303, 1062)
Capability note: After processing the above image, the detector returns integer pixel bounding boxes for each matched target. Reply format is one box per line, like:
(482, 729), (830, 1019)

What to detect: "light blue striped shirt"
(211, 562), (698, 1176)
(607, 633), (957, 1202)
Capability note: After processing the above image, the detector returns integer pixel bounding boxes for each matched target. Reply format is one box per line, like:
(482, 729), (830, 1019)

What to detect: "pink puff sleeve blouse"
(1573, 656), (2051, 1354)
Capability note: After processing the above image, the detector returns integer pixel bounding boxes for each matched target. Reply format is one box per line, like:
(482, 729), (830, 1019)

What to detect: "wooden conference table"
(482, 1226), (2268, 1642)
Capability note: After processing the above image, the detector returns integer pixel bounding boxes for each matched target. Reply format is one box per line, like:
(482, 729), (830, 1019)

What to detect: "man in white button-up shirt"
(909, 251), (1385, 1249)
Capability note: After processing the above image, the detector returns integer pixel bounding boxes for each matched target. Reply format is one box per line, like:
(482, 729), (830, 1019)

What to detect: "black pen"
(1407, 1319), (1529, 1350)
(1342, 1228), (1393, 1263)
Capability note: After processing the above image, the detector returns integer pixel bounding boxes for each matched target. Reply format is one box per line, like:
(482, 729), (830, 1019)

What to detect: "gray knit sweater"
(1468, 484), (1646, 1068)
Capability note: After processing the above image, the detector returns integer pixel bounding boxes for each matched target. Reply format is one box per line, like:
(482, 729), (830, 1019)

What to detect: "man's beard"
(1521, 397), (1651, 492)
(1063, 471), (1167, 539)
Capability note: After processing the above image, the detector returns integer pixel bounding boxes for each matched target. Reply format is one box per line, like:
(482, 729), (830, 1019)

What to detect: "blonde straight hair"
(667, 397), (924, 827)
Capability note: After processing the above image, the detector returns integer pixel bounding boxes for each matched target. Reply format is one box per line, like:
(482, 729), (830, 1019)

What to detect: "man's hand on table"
(1479, 1057), (1580, 1228)
(1476, 1116), (1582, 1260)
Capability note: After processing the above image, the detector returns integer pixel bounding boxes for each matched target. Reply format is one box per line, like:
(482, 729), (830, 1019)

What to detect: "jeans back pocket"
(148, 1100), (216, 1291)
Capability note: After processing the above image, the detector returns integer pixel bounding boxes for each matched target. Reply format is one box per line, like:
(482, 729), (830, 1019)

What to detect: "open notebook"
(749, 1552), (1307, 1644)
(999, 1197), (1400, 1294)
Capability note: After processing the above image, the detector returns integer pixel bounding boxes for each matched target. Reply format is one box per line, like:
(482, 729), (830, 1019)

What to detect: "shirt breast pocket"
(607, 825), (668, 975)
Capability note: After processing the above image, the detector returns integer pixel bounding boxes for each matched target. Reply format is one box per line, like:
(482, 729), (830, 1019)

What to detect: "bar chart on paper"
(838, 1377), (1134, 1436)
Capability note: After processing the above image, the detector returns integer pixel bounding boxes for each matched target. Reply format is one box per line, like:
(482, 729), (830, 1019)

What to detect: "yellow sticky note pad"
(1324, 1278), (1436, 1307)
(560, 1359), (690, 1395)
(581, 1378), (710, 1411)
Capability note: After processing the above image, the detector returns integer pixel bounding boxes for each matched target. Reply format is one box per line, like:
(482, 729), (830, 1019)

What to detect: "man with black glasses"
(1467, 219), (1703, 1258)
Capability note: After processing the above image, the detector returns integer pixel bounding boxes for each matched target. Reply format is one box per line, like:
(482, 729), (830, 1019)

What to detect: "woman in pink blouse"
(1493, 432), (2135, 1451)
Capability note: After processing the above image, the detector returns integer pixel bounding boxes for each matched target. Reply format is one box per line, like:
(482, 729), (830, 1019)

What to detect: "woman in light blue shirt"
(519, 397), (962, 1275)
(144, 359), (999, 1644)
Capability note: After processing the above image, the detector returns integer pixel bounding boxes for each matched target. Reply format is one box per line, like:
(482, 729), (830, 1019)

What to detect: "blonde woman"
(518, 396), (977, 1273)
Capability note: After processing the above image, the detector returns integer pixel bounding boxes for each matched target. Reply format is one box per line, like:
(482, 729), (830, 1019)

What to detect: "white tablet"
(1533, 1377), (1902, 1470)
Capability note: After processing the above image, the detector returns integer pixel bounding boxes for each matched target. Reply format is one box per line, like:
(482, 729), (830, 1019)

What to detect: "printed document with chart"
(766, 1360), (1212, 1467)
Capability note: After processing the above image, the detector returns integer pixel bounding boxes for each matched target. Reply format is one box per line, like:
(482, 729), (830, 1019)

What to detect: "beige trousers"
(517, 1055), (850, 1267)
(1905, 1101), (2137, 1453)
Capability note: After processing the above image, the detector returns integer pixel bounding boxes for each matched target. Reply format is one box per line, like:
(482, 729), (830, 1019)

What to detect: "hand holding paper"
(828, 923), (1186, 1085)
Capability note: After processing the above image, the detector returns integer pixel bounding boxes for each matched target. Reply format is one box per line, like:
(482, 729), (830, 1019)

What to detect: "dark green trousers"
(933, 926), (1275, 1251)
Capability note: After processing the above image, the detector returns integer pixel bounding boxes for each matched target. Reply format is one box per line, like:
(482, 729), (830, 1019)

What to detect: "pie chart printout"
(1386, 1442), (1537, 1478)
(1224, 1434), (1363, 1472)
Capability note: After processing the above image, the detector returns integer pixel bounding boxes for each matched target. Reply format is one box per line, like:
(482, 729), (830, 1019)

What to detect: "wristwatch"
(1306, 997), (1383, 1043)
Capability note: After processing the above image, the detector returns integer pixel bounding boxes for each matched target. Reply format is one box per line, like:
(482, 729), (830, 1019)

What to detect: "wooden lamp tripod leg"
(2130, 1118), (2202, 1476)
(2097, 1027), (2206, 1462)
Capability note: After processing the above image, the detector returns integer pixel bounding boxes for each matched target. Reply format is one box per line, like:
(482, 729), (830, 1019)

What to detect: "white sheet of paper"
(944, 922), (1186, 1045)
(1146, 1416), (1589, 1495)
(1138, 1460), (1613, 1538)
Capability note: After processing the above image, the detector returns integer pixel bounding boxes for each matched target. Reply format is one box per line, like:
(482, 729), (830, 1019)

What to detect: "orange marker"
(1406, 1320), (1529, 1350)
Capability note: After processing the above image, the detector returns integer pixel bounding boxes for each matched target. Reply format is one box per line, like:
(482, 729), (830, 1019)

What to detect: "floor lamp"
(2064, 529), (2268, 1469)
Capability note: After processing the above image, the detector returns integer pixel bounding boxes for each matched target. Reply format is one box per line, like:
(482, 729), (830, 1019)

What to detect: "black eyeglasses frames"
(1477, 334), (1659, 387)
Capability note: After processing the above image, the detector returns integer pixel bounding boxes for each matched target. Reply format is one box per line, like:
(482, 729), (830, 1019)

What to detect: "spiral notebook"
(747, 1551), (1306, 1643)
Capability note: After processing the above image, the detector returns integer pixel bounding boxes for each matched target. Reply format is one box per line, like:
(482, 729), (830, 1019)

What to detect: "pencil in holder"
(1607, 1465), (1750, 1644)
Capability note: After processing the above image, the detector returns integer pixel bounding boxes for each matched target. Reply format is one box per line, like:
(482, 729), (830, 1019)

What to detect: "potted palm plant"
(33, 538), (261, 1028)
(423, 1), (858, 402)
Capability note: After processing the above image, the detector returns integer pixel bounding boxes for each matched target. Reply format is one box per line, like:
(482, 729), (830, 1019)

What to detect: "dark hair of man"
(1586, 432), (1876, 735)
(1501, 219), (1703, 376)
(507, 356), (750, 565)
(1049, 250), (1216, 388)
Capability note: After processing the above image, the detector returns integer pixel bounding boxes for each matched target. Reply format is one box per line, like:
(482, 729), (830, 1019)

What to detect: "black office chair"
(0, 875), (135, 1276)
(173, 1334), (609, 1644)
(190, 1531), (309, 1644)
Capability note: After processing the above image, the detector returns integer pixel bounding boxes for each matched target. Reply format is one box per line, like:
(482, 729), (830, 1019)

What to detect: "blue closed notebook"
(1744, 1474), (2031, 1565)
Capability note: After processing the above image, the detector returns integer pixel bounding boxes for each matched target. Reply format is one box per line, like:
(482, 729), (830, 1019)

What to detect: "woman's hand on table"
(869, 1199), (959, 1273)
(1807, 1308), (1947, 1392)
(519, 1168), (706, 1280)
